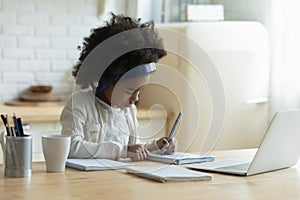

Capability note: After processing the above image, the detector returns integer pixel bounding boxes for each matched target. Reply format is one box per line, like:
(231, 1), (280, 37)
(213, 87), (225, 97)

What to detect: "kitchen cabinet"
(139, 21), (270, 152)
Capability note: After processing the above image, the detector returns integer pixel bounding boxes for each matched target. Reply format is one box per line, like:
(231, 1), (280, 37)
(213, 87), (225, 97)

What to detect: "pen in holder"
(3, 134), (32, 178)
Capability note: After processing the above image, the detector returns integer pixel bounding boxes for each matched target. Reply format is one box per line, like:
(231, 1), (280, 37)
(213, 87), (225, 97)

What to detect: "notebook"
(187, 109), (300, 176)
(147, 151), (215, 165)
(126, 165), (212, 183)
(66, 158), (132, 171)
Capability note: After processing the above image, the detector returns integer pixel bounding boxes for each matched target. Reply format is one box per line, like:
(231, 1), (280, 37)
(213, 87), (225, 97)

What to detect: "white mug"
(42, 135), (71, 172)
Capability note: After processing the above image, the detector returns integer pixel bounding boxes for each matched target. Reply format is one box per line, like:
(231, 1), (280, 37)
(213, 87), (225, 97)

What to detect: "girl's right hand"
(127, 144), (149, 161)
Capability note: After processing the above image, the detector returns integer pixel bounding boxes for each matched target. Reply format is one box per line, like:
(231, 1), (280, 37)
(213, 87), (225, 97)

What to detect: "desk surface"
(1, 149), (300, 200)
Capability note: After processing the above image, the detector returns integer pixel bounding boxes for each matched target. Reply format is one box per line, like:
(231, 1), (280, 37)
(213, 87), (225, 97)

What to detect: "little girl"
(60, 13), (177, 161)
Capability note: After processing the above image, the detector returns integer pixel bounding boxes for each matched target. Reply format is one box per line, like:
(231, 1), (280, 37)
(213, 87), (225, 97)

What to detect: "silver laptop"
(187, 109), (300, 176)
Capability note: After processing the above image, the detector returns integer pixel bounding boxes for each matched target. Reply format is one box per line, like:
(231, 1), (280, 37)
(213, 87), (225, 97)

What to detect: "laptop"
(187, 109), (300, 176)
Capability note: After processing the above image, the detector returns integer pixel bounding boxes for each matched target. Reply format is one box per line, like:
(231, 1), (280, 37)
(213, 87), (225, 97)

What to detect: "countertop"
(0, 103), (170, 123)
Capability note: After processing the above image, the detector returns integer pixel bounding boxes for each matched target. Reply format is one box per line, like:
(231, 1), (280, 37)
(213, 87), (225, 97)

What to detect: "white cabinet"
(26, 122), (61, 154)
(139, 22), (270, 152)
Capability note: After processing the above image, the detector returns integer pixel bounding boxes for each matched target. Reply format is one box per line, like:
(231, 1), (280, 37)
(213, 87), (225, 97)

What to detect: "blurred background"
(1, 0), (300, 161)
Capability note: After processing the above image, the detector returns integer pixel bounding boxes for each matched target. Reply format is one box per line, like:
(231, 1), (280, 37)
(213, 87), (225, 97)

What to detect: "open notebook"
(126, 165), (212, 183)
(147, 152), (215, 165)
(66, 158), (132, 171)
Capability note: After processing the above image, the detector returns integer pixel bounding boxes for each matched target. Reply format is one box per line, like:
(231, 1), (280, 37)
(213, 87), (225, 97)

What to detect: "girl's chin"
(127, 101), (135, 107)
(117, 103), (132, 108)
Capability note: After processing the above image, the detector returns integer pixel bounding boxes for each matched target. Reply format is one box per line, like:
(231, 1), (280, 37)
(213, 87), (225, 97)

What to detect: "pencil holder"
(4, 135), (32, 178)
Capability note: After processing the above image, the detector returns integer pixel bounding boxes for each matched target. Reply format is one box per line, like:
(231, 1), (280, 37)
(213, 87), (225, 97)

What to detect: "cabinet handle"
(22, 123), (30, 130)
(243, 97), (269, 104)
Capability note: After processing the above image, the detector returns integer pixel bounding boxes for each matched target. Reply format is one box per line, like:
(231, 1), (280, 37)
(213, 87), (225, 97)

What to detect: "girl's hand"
(156, 137), (177, 155)
(127, 144), (149, 161)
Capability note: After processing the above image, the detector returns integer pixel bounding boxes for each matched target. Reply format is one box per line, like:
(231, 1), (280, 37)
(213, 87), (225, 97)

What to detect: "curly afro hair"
(73, 12), (167, 89)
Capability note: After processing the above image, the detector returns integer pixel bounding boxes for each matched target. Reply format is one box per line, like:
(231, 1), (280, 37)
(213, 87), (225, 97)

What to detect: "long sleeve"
(60, 91), (127, 160)
(144, 139), (160, 152)
(128, 106), (159, 152)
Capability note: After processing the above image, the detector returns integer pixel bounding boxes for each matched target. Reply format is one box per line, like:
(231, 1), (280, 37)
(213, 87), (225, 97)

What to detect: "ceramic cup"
(42, 135), (71, 172)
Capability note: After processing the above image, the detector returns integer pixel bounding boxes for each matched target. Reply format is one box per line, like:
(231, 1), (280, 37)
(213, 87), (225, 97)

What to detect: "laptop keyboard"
(216, 163), (250, 172)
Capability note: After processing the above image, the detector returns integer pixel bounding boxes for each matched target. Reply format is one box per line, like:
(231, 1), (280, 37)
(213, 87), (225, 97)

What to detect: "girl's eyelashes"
(125, 91), (133, 95)
(125, 86), (145, 95)
(125, 88), (135, 94)
(125, 89), (137, 95)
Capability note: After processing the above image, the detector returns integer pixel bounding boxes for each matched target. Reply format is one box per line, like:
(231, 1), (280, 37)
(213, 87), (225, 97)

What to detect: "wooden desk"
(1, 149), (300, 200)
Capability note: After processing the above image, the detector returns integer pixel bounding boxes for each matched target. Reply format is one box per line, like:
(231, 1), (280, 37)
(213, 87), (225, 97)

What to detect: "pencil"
(17, 117), (24, 137)
(167, 112), (182, 142)
(6, 114), (12, 136)
(13, 113), (20, 137)
(1, 114), (9, 135)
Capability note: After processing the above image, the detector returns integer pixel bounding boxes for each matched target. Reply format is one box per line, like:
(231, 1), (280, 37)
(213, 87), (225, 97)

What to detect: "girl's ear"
(97, 84), (115, 105)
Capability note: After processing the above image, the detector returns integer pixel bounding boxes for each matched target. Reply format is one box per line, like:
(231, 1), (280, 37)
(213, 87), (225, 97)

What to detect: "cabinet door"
(137, 118), (167, 143)
(140, 22), (270, 152)
(27, 122), (61, 162)
(185, 22), (270, 150)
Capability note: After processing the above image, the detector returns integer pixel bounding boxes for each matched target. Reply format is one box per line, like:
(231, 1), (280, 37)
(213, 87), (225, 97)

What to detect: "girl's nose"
(130, 91), (139, 103)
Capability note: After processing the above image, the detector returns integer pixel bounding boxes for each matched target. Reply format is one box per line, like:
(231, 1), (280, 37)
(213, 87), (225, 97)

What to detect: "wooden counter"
(0, 103), (169, 123)
(1, 149), (300, 200)
(0, 102), (64, 123)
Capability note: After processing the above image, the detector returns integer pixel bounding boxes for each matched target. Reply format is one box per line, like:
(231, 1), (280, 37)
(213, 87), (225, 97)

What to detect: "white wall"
(0, 0), (270, 102)
(0, 0), (100, 102)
